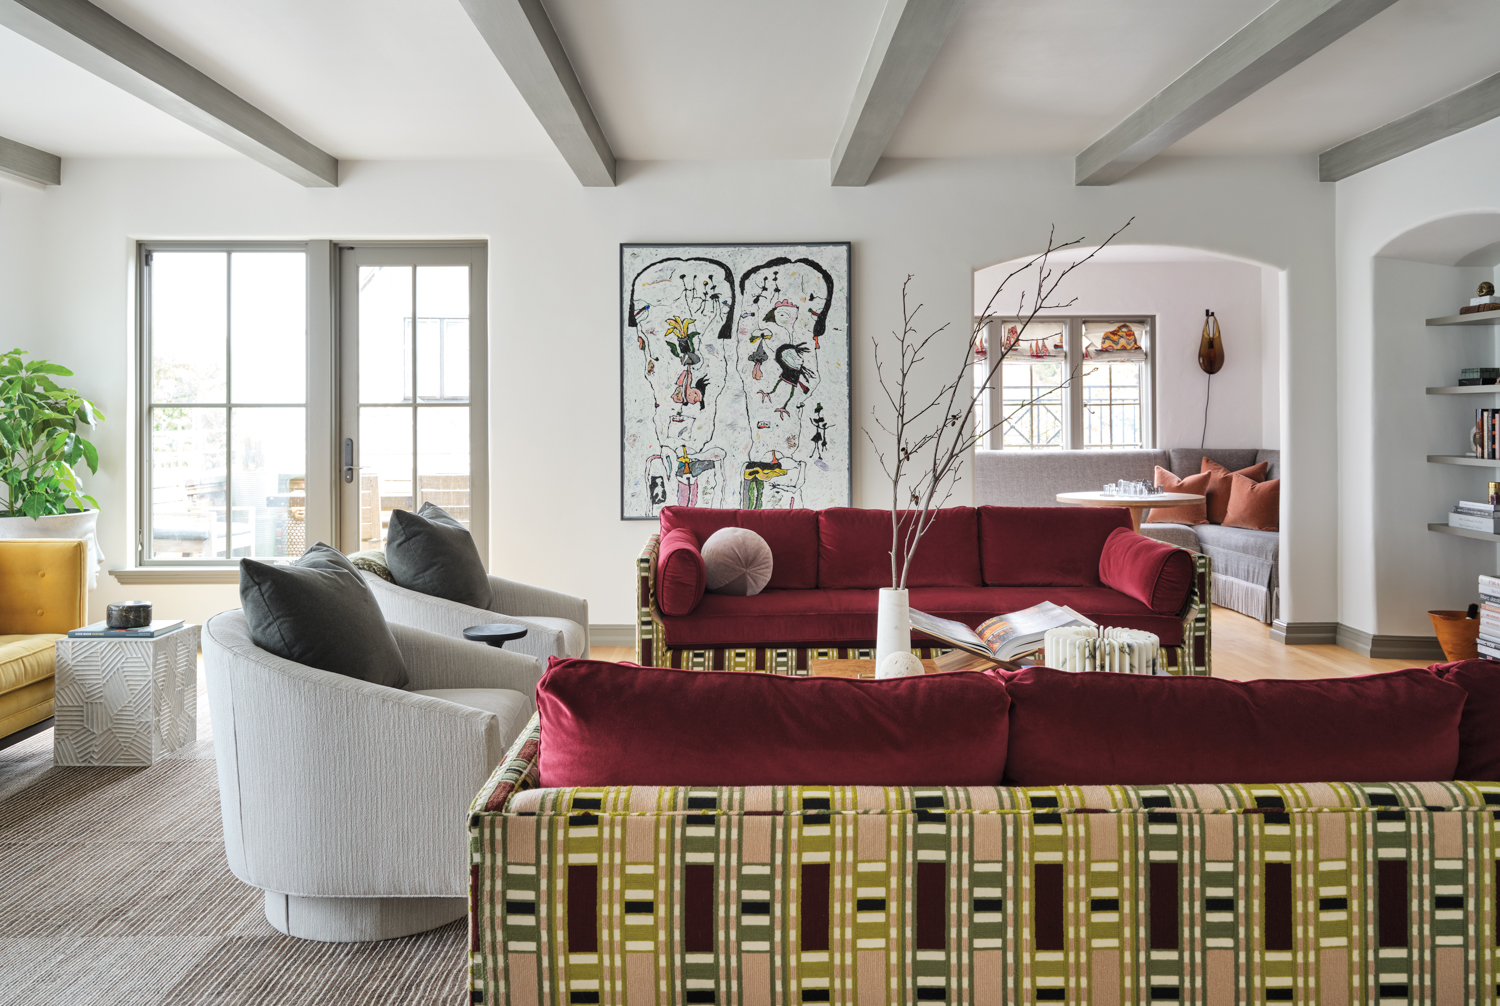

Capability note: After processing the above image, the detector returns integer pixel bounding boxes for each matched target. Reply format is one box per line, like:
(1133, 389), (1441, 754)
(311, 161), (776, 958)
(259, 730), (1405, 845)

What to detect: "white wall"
(1337, 116), (1500, 637)
(0, 153), (1334, 628)
(973, 257), (1276, 451)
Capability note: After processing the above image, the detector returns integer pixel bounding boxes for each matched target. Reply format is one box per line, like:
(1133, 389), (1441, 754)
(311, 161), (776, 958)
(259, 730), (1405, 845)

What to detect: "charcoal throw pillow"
(239, 542), (408, 689)
(385, 502), (492, 608)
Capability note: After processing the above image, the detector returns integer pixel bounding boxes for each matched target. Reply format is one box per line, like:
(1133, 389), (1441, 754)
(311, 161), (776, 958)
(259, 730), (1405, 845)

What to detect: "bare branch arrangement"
(864, 218), (1133, 589)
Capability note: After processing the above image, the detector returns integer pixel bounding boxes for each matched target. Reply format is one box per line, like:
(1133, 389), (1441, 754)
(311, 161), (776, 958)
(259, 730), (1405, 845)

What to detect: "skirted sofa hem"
(468, 715), (1500, 1006)
(634, 534), (1213, 676)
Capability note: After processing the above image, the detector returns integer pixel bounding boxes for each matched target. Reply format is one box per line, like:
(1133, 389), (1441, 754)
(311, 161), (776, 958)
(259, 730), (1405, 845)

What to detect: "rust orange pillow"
(1223, 473), (1279, 531)
(1145, 467), (1208, 525)
(1201, 458), (1268, 524)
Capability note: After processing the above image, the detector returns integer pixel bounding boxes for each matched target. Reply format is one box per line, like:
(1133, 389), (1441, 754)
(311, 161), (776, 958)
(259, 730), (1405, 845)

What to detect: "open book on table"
(909, 602), (1095, 671)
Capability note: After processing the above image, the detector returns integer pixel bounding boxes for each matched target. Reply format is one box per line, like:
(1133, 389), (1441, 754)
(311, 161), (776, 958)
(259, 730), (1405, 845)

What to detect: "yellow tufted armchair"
(0, 539), (88, 744)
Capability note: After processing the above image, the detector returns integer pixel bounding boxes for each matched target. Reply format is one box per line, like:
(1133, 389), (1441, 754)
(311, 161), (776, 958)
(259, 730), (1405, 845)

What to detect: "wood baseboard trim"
(588, 624), (634, 648)
(1334, 625), (1445, 661)
(1270, 620), (1337, 645)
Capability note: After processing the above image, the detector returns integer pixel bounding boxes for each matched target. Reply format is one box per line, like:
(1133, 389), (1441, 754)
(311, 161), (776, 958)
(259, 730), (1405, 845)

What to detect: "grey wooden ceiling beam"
(0, 134), (61, 185)
(831, 0), (964, 187)
(456, 0), (614, 187)
(1075, 0), (1398, 186)
(1320, 71), (1500, 181)
(0, 0), (336, 187)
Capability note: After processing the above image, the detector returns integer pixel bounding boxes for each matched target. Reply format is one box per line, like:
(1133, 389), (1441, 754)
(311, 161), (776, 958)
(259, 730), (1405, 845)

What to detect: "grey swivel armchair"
(202, 609), (542, 942)
(362, 572), (589, 661)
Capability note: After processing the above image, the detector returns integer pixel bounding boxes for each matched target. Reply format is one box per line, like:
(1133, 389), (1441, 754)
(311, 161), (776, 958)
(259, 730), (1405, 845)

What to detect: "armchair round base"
(263, 891), (466, 942)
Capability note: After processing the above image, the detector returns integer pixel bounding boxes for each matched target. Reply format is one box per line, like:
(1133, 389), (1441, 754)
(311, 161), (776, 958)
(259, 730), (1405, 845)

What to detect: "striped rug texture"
(0, 671), (466, 1006)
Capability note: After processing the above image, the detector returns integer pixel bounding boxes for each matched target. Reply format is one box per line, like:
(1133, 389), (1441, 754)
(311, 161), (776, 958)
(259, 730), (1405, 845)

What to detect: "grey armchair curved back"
(202, 609), (543, 941)
(362, 571), (589, 661)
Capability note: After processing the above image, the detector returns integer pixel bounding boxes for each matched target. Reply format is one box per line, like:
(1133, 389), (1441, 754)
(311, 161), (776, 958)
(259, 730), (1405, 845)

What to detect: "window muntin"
(978, 316), (1153, 451)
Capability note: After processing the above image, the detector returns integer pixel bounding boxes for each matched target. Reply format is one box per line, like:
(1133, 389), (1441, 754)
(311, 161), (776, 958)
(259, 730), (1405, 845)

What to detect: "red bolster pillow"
(656, 528), (705, 616)
(537, 659), (1010, 787)
(998, 666), (1464, 785)
(1428, 658), (1500, 780)
(1098, 527), (1194, 614)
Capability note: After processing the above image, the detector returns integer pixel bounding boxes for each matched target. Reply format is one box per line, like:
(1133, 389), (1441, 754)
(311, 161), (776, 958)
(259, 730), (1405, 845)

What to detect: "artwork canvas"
(621, 243), (852, 520)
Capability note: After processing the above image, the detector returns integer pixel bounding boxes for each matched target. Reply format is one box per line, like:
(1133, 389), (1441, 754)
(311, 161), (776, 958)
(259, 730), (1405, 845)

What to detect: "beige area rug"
(0, 671), (466, 1006)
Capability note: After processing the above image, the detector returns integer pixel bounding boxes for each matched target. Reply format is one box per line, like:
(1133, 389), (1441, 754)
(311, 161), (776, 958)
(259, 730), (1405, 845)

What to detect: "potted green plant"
(0, 348), (107, 583)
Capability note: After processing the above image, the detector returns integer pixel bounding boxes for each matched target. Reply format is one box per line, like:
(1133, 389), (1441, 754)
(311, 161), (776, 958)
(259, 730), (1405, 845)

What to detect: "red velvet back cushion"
(978, 506), (1133, 586)
(1098, 527), (1195, 614)
(659, 507), (818, 589)
(537, 659), (1009, 786)
(817, 508), (981, 588)
(655, 528), (705, 616)
(999, 666), (1464, 785)
(1429, 659), (1500, 780)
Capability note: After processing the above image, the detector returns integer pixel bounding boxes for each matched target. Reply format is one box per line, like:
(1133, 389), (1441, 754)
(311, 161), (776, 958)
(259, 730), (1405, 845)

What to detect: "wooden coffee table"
(1055, 491), (1204, 532)
(808, 650), (1031, 678)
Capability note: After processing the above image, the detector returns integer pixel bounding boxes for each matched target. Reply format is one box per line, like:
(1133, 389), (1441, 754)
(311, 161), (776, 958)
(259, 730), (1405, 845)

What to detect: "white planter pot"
(874, 587), (914, 677)
(0, 508), (104, 589)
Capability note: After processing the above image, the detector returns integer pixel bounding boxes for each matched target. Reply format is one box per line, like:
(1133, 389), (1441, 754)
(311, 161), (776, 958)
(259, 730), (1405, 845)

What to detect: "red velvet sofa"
(635, 505), (1212, 675)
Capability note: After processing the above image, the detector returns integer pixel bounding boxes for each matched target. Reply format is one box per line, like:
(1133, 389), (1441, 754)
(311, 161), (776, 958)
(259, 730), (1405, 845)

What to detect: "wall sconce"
(1199, 309), (1224, 374)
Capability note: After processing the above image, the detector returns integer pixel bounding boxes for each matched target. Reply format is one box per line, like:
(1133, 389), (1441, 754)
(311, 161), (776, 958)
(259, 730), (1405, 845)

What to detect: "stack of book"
(1449, 500), (1500, 533)
(66, 619), (184, 639)
(1459, 367), (1500, 386)
(1480, 575), (1500, 658)
(1476, 410), (1500, 458)
(1460, 295), (1500, 315)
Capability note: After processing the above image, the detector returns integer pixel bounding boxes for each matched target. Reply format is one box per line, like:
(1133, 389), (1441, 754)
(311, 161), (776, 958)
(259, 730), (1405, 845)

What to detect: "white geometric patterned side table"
(52, 625), (200, 766)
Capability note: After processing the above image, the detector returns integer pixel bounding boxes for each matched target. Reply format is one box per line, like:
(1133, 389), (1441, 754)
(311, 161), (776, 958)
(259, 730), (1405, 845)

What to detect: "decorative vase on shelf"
(875, 587), (917, 678)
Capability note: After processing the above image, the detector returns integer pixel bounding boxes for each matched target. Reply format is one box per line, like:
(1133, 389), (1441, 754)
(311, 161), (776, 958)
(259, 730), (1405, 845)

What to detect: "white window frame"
(979, 315), (1156, 451)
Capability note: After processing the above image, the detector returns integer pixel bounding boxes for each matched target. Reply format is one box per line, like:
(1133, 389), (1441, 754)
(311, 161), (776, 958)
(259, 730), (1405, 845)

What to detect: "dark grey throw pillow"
(385, 502), (492, 608)
(239, 542), (408, 689)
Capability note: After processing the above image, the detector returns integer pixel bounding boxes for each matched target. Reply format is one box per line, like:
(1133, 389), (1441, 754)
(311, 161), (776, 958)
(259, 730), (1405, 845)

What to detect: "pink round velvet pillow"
(701, 527), (773, 596)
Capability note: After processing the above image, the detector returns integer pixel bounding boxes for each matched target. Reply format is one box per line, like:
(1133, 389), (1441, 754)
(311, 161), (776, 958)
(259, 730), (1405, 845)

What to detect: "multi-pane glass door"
(142, 247), (308, 562)
(338, 246), (488, 558)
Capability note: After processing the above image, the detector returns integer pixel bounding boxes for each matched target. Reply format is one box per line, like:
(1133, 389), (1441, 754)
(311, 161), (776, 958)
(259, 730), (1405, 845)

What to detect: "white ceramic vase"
(0, 508), (104, 589)
(874, 587), (915, 678)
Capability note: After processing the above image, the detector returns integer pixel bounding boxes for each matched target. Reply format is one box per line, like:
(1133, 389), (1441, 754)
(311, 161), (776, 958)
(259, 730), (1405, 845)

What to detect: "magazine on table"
(67, 619), (185, 639)
(909, 602), (1095, 663)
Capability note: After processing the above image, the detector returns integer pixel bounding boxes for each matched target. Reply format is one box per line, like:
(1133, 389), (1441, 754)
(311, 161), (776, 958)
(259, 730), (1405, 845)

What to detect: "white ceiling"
(1, 0), (1498, 168)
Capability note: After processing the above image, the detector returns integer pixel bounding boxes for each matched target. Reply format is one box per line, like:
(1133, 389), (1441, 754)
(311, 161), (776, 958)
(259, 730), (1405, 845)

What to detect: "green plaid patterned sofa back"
(469, 718), (1500, 1005)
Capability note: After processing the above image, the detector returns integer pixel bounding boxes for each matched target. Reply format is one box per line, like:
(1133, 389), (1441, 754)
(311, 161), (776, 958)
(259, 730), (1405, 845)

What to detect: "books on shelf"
(1459, 303), (1500, 315)
(1448, 510), (1500, 533)
(909, 602), (1094, 665)
(66, 619), (185, 639)
(1460, 367), (1500, 386)
(1471, 296), (1500, 306)
(1476, 409), (1500, 458)
(1481, 641), (1500, 660)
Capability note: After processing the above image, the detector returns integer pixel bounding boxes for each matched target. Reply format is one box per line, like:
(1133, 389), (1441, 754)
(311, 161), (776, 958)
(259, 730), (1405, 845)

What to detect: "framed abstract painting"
(620, 242), (852, 520)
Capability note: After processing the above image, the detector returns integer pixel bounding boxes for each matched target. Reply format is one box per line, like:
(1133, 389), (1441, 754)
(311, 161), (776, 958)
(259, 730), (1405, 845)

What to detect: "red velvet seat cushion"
(537, 659), (1010, 786)
(1098, 527), (1195, 614)
(978, 507), (1132, 586)
(656, 528), (705, 616)
(1428, 658), (1500, 780)
(817, 507), (981, 589)
(999, 666), (1465, 785)
(660, 507), (818, 589)
(661, 584), (1183, 648)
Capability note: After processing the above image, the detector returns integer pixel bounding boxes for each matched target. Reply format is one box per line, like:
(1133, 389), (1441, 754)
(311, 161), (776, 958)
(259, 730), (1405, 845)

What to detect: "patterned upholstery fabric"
(469, 717), (1500, 1005)
(634, 535), (1213, 676)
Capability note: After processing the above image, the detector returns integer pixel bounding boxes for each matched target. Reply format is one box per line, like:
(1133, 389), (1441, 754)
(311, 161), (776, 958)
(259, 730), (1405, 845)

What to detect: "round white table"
(1055, 491), (1205, 533)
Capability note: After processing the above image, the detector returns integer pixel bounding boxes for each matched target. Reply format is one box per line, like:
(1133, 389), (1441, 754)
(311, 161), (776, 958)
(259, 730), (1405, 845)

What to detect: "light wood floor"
(591, 607), (1423, 681)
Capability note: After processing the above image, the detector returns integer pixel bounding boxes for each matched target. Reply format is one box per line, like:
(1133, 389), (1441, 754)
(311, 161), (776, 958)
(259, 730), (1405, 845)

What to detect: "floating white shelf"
(1428, 312), (1500, 327)
(1430, 522), (1500, 542)
(1428, 454), (1500, 467)
(1427, 385), (1500, 395)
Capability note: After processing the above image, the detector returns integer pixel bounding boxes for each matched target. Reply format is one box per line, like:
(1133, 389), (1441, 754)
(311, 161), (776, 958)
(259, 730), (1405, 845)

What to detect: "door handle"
(343, 438), (363, 483)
